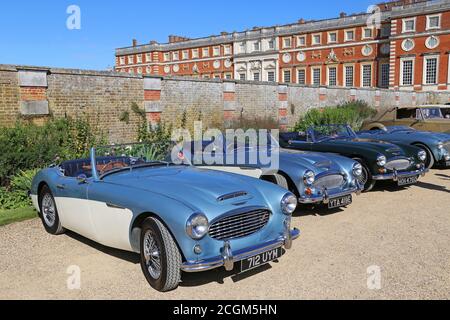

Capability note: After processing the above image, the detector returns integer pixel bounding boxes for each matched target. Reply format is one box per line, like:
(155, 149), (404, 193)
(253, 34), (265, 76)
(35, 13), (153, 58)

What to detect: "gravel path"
(0, 170), (449, 300)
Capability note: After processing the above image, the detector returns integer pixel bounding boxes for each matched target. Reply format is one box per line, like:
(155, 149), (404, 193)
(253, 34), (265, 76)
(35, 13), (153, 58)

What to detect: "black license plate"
(398, 175), (419, 186)
(241, 247), (283, 273)
(328, 195), (352, 209)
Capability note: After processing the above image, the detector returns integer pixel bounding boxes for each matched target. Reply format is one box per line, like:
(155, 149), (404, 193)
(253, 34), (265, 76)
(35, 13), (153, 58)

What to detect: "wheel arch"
(411, 142), (436, 161)
(130, 212), (187, 262)
(261, 170), (300, 197)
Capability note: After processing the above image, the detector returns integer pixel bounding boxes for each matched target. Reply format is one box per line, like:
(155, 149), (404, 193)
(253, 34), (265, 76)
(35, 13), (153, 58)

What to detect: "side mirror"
(77, 174), (88, 184)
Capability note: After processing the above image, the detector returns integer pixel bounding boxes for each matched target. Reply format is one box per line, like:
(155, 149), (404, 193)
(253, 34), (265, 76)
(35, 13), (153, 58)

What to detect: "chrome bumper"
(181, 228), (300, 273)
(298, 185), (361, 205)
(372, 166), (428, 181)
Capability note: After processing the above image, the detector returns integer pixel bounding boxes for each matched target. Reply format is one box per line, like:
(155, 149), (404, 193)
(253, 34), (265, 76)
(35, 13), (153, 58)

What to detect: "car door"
(52, 175), (95, 240)
(86, 180), (134, 252)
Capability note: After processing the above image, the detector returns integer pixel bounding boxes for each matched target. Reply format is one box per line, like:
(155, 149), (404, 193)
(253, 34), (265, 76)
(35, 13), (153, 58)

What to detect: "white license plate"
(240, 247), (283, 273)
(398, 175), (419, 186)
(328, 195), (352, 209)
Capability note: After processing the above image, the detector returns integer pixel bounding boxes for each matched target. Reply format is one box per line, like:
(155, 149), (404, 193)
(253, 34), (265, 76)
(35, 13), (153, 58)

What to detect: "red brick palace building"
(115, 0), (450, 92)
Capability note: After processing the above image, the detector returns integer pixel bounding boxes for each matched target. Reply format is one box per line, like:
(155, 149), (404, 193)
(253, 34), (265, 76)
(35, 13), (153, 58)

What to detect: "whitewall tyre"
(39, 185), (65, 235)
(140, 217), (182, 292)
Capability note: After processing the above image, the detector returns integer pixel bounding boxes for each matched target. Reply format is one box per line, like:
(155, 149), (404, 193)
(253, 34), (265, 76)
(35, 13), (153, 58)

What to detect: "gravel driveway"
(1, 170), (449, 300)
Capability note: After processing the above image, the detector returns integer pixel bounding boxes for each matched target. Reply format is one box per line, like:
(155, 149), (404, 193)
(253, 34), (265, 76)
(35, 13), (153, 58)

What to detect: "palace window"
(192, 49), (199, 58)
(128, 56), (134, 64)
(312, 34), (321, 45)
(213, 46), (220, 56)
(297, 69), (306, 85)
(424, 56), (438, 85)
(426, 14), (441, 30)
(253, 41), (261, 52)
(344, 29), (355, 42)
(362, 64), (372, 87)
(297, 36), (306, 47)
(380, 63), (390, 88)
(145, 53), (151, 62)
(362, 27), (373, 39)
(268, 39), (275, 50)
(312, 68), (321, 85)
(283, 70), (291, 83)
(136, 54), (142, 63)
(163, 53), (170, 62)
(119, 57), (125, 65)
(253, 72), (260, 81)
(328, 32), (337, 43)
(345, 65), (354, 87)
(267, 71), (275, 82)
(402, 18), (416, 33)
(224, 73), (233, 80)
(202, 48), (210, 57)
(182, 50), (189, 60)
(172, 52), (179, 61)
(328, 67), (337, 86)
(239, 73), (246, 81)
(224, 45), (232, 55)
(401, 59), (414, 86)
(283, 37), (292, 48)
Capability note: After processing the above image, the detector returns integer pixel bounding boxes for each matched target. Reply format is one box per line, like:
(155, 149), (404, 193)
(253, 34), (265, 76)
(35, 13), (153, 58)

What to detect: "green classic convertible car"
(279, 125), (428, 192)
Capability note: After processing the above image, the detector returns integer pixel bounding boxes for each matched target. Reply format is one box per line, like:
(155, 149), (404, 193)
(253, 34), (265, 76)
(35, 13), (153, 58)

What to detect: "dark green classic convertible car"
(279, 125), (428, 192)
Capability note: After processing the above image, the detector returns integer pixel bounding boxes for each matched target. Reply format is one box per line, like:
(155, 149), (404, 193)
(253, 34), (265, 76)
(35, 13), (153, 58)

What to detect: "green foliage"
(0, 207), (37, 226)
(294, 100), (377, 132)
(130, 103), (173, 159)
(0, 169), (40, 210)
(0, 117), (106, 186)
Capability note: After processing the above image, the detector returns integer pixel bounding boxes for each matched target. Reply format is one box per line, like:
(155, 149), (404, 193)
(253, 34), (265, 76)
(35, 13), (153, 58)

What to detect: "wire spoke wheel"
(357, 165), (369, 187)
(143, 231), (162, 280)
(42, 194), (56, 227)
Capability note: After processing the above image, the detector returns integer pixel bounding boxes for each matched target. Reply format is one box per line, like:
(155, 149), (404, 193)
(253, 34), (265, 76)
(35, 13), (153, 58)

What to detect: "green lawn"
(0, 207), (38, 227)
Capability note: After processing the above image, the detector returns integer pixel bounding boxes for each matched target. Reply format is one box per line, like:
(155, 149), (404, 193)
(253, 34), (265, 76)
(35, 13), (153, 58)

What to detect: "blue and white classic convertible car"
(358, 126), (450, 169)
(30, 144), (300, 292)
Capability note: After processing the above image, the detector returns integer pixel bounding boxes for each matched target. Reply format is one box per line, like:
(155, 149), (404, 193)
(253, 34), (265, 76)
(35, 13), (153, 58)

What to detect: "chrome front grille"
(313, 174), (344, 190)
(385, 159), (411, 171)
(209, 209), (271, 241)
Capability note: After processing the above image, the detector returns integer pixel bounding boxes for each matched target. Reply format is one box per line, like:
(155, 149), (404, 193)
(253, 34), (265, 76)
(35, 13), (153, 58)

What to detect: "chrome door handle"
(56, 184), (65, 190)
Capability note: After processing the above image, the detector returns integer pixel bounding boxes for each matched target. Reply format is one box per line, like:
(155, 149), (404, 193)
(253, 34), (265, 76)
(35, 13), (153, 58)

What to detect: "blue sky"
(0, 0), (376, 70)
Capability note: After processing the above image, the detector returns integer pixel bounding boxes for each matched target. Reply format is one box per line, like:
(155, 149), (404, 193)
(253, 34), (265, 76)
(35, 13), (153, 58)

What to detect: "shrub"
(293, 100), (377, 132)
(0, 169), (40, 209)
(0, 117), (106, 186)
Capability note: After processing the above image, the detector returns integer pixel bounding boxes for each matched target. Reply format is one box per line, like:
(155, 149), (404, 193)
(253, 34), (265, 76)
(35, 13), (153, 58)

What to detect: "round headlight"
(377, 155), (387, 167)
(303, 170), (315, 186)
(437, 142), (444, 150)
(186, 214), (209, 240)
(418, 150), (427, 162)
(281, 193), (297, 215)
(352, 163), (363, 177)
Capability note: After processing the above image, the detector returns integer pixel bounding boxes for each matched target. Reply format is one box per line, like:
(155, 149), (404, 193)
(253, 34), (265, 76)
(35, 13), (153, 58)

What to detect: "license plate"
(328, 195), (352, 209)
(241, 247), (283, 273)
(398, 175), (419, 186)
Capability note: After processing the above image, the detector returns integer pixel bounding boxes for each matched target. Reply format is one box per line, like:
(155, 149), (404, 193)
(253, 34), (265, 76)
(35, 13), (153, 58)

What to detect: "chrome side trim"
(181, 229), (300, 273)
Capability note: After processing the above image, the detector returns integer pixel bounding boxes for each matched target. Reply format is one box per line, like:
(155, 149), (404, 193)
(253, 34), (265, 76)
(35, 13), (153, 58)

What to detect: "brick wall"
(1, 64), (449, 143)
